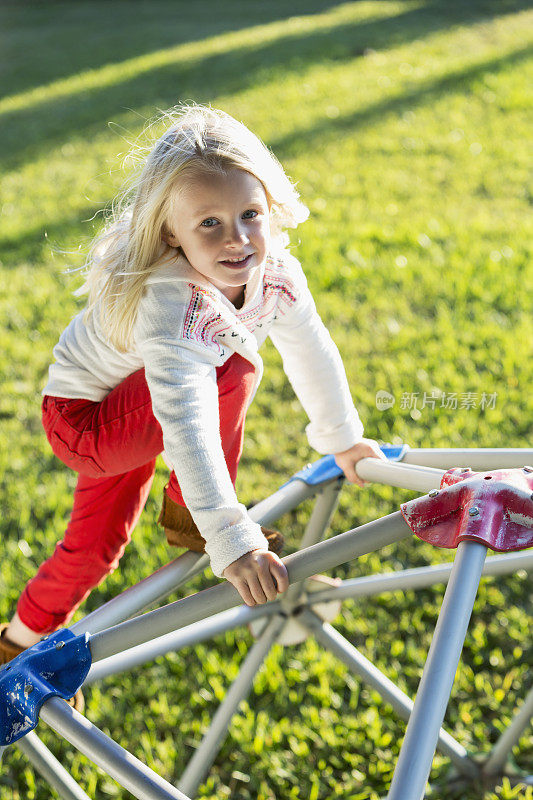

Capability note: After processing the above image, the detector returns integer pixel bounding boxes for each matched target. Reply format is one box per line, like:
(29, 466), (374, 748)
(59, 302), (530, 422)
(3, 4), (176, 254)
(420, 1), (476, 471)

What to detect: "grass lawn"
(0, 1), (532, 798)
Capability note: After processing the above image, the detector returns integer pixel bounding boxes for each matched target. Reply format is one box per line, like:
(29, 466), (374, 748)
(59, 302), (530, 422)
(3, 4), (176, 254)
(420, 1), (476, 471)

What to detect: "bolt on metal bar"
(299, 610), (478, 776)
(7, 448), (530, 800)
(17, 731), (92, 800)
(386, 541), (487, 800)
(481, 685), (533, 777)
(305, 550), (533, 604)
(40, 698), (190, 800)
(88, 512), (412, 664)
(178, 614), (287, 797)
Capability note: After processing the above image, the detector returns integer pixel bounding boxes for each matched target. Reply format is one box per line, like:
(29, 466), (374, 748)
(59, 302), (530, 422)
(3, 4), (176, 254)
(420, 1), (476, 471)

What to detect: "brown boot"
(158, 493), (284, 556)
(0, 623), (84, 713)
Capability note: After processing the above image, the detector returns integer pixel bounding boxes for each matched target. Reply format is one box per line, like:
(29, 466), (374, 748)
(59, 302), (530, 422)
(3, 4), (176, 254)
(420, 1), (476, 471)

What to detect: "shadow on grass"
(0, 0), (530, 173)
(1, 39), (530, 268)
(0, 0), (344, 97)
(271, 41), (533, 158)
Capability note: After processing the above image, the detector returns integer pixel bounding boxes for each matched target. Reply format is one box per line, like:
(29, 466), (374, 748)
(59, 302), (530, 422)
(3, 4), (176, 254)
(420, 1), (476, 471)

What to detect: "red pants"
(17, 354), (255, 634)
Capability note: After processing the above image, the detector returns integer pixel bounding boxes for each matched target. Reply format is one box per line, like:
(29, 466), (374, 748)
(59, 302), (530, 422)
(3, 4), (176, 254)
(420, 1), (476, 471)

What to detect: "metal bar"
(84, 602), (281, 685)
(283, 481), (342, 608)
(306, 550), (533, 604)
(17, 731), (92, 800)
(246, 476), (322, 526)
(355, 459), (444, 492)
(387, 541), (488, 800)
(178, 614), (287, 797)
(482, 685), (533, 777)
(297, 481), (343, 548)
(88, 512), (412, 663)
(40, 698), (190, 800)
(85, 485), (341, 683)
(72, 473), (318, 638)
(299, 610), (477, 776)
(401, 449), (533, 471)
(71, 552), (203, 636)
(71, 448), (527, 637)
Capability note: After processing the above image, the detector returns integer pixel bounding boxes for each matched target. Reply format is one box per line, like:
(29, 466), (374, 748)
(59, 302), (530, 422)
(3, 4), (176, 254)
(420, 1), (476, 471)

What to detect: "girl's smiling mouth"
(219, 254), (253, 269)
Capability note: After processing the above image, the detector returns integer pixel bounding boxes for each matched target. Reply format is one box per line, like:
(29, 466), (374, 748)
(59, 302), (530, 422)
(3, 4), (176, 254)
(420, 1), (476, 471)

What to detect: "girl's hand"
(334, 437), (386, 487)
(223, 549), (289, 606)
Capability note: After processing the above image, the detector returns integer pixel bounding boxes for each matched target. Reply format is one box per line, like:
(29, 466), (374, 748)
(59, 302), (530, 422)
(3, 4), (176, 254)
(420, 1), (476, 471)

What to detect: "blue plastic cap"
(0, 628), (92, 745)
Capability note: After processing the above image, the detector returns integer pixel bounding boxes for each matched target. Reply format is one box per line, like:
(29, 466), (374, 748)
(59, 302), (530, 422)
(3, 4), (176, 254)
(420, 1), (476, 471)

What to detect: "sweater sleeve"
(268, 255), (364, 454)
(135, 285), (268, 578)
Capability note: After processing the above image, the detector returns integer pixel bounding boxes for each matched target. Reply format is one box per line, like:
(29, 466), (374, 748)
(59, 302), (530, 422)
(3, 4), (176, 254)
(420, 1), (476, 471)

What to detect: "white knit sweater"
(43, 249), (364, 577)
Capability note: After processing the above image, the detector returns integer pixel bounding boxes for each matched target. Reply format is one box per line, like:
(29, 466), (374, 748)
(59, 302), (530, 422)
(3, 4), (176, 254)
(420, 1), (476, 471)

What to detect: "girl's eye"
(200, 218), (218, 228)
(242, 209), (258, 219)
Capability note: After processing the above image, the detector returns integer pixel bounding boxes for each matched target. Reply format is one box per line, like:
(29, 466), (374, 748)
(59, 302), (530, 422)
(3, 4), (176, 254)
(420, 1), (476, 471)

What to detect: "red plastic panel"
(400, 466), (533, 552)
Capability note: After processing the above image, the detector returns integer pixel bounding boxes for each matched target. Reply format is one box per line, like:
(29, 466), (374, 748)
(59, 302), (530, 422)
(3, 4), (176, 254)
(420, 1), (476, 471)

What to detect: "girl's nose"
(226, 220), (249, 246)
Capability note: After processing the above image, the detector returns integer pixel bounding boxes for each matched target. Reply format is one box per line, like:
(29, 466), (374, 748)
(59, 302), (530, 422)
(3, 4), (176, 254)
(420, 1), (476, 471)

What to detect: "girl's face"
(165, 168), (271, 303)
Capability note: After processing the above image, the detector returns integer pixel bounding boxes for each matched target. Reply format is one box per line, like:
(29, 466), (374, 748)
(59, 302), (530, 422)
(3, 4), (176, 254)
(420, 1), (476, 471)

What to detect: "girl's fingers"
(234, 581), (256, 607)
(247, 575), (268, 605)
(227, 553), (289, 605)
(344, 465), (366, 486)
(258, 567), (279, 602)
(270, 560), (289, 593)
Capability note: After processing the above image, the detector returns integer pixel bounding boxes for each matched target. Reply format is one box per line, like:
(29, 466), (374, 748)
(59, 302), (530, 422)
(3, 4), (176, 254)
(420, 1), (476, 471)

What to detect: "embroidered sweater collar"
(152, 250), (266, 316)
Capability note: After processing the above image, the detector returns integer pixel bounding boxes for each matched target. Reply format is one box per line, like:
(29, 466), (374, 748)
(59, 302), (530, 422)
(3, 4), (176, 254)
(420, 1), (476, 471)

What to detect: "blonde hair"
(79, 104), (309, 352)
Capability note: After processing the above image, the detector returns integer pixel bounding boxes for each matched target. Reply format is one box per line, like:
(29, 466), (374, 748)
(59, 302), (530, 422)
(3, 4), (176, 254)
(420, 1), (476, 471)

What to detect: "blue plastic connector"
(377, 443), (410, 462)
(282, 443), (410, 489)
(0, 628), (92, 745)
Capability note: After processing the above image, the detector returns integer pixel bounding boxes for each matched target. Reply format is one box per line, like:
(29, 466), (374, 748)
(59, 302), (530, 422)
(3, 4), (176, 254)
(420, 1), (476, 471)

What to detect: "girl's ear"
(162, 227), (179, 248)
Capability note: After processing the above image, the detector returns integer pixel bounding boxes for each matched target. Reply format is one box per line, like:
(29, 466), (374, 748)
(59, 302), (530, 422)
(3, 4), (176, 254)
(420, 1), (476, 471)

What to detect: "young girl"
(2, 104), (384, 666)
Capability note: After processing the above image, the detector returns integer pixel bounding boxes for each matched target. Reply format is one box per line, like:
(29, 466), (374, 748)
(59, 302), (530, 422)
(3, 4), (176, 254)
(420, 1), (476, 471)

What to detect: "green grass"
(1, 1), (532, 798)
